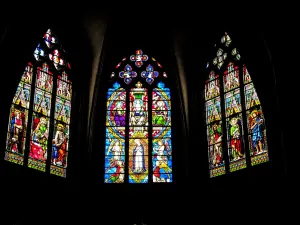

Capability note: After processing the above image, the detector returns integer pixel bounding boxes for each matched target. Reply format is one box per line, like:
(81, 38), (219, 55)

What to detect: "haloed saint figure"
(105, 140), (125, 183)
(29, 117), (48, 160)
(131, 99), (146, 126)
(52, 123), (67, 166)
(153, 139), (172, 182)
(229, 117), (244, 161)
(152, 101), (167, 126)
(249, 109), (265, 155)
(8, 109), (25, 154)
(132, 139), (146, 173)
(114, 101), (126, 126)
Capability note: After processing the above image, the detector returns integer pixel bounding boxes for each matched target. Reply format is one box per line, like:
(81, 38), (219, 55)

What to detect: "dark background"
(0, 6), (295, 225)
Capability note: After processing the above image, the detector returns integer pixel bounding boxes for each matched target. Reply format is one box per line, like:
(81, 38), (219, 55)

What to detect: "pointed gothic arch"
(104, 49), (173, 183)
(5, 29), (72, 178)
(205, 32), (269, 178)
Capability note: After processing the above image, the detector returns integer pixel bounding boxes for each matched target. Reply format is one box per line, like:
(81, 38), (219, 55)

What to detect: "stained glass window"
(152, 82), (172, 182)
(243, 65), (268, 166)
(104, 49), (172, 183)
(5, 29), (72, 178)
(104, 82), (126, 183)
(206, 32), (269, 178)
(5, 63), (33, 165)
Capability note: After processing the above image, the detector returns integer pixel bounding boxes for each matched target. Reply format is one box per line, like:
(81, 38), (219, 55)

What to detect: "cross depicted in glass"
(141, 64), (159, 85)
(221, 32), (232, 47)
(213, 48), (227, 69)
(49, 50), (65, 70)
(231, 48), (241, 61)
(43, 29), (56, 48)
(119, 64), (137, 84)
(34, 43), (45, 61)
(130, 49), (149, 68)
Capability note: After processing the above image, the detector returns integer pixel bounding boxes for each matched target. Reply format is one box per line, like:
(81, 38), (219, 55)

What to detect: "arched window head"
(5, 29), (72, 178)
(105, 49), (172, 183)
(205, 32), (268, 178)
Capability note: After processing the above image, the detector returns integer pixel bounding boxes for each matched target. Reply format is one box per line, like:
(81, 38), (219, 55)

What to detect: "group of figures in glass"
(5, 30), (268, 181)
(104, 79), (172, 183)
(5, 29), (72, 177)
(104, 48), (173, 183)
(206, 33), (268, 177)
